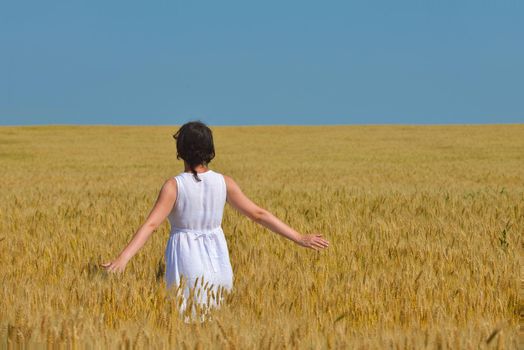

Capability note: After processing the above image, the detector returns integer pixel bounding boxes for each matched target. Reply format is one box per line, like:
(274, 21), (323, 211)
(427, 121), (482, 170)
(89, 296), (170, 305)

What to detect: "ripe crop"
(0, 125), (521, 348)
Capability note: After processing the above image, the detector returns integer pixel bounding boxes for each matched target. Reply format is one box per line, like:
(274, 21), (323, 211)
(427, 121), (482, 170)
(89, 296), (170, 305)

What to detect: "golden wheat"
(0, 125), (521, 349)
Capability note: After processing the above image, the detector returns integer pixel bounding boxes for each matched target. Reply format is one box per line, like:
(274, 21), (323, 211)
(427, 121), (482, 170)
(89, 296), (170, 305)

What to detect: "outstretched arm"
(223, 175), (329, 251)
(101, 178), (178, 273)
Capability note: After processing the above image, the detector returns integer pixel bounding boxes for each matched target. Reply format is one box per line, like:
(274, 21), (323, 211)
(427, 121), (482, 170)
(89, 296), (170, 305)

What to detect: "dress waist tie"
(170, 226), (222, 273)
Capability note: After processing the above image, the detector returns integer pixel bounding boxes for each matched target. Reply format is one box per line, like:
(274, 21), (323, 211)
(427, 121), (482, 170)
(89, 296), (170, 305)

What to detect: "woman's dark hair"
(173, 121), (215, 182)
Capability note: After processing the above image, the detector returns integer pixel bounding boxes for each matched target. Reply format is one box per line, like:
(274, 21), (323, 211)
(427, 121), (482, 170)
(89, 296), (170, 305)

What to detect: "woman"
(101, 121), (329, 318)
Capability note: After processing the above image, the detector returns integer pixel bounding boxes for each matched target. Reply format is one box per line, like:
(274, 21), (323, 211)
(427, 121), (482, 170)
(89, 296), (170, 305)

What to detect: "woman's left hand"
(100, 258), (128, 273)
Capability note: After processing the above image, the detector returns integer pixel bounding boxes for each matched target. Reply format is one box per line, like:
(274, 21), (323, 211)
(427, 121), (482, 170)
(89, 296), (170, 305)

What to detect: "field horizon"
(1, 124), (521, 348)
(2, 122), (523, 127)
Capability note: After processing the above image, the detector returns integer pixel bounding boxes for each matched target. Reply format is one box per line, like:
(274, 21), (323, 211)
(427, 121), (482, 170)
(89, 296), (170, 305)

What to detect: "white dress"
(164, 169), (234, 318)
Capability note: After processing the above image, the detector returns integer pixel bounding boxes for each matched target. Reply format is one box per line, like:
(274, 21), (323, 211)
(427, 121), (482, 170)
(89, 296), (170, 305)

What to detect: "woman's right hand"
(297, 234), (329, 250)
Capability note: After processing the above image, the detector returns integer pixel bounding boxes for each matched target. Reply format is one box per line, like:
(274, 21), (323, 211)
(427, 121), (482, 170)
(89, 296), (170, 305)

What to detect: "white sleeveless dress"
(164, 170), (234, 316)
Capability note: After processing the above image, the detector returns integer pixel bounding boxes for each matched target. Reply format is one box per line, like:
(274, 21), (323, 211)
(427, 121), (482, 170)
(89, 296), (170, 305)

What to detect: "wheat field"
(0, 124), (522, 349)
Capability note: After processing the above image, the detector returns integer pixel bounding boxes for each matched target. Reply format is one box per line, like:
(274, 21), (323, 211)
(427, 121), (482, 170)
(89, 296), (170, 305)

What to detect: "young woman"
(101, 121), (329, 317)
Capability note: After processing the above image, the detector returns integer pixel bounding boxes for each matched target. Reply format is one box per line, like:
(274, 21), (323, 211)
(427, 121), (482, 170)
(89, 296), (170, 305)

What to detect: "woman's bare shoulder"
(220, 173), (236, 184)
(221, 174), (244, 194)
(161, 177), (178, 194)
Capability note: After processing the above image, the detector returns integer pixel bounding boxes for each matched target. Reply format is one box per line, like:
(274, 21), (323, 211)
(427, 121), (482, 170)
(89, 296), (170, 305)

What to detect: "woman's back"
(168, 170), (226, 231)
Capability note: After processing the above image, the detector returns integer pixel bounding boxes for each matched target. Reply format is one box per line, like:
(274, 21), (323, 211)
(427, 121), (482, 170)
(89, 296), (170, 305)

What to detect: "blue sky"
(1, 1), (522, 126)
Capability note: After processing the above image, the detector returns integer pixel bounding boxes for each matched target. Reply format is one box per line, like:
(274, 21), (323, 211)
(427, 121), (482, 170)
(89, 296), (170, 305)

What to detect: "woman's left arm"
(101, 178), (177, 273)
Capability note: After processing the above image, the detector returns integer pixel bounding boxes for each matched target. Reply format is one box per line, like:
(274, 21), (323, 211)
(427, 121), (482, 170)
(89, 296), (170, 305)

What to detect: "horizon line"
(1, 121), (523, 128)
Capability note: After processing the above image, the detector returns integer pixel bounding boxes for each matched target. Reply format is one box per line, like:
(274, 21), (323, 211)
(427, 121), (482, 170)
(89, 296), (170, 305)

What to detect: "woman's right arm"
(223, 175), (329, 251)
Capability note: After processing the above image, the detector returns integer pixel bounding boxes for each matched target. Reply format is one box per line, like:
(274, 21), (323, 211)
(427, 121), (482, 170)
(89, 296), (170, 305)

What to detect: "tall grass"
(0, 124), (521, 348)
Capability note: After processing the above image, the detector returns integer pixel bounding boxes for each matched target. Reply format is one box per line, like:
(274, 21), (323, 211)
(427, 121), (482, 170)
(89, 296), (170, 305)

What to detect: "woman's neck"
(184, 163), (209, 173)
